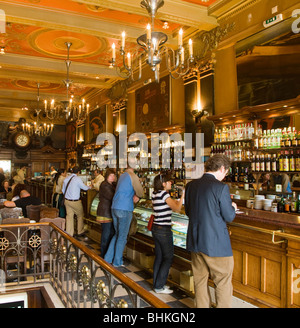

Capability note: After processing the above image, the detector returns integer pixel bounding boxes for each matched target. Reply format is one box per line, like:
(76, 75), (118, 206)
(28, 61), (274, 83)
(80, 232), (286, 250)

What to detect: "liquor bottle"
(289, 150), (295, 172)
(284, 197), (290, 213)
(251, 154), (256, 172)
(276, 128), (282, 148)
(237, 142), (242, 161)
(214, 130), (218, 143)
(281, 131), (286, 148)
(265, 154), (271, 172)
(290, 192), (297, 213)
(285, 131), (292, 147)
(239, 167), (245, 183)
(258, 134), (264, 148)
(255, 155), (260, 172)
(262, 130), (267, 148)
(296, 150), (300, 172)
(244, 167), (249, 182)
(245, 142), (251, 160)
(279, 151), (284, 172)
(283, 151), (290, 172)
(260, 154), (265, 172)
(277, 197), (285, 213)
(292, 130), (298, 147)
(234, 166), (239, 182)
(181, 168), (185, 180)
(271, 154), (278, 172)
(297, 194), (300, 213)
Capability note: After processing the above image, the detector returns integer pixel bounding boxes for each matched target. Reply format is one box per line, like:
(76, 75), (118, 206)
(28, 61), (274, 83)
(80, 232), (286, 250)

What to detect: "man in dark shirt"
(5, 190), (41, 217)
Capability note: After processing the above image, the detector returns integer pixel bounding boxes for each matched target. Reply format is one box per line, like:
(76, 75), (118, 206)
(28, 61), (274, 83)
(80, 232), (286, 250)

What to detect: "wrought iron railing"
(0, 222), (169, 308)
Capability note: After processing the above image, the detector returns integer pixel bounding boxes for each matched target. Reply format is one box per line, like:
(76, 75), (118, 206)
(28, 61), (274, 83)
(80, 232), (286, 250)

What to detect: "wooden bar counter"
(26, 179), (54, 205)
(229, 207), (300, 308)
(84, 194), (300, 308)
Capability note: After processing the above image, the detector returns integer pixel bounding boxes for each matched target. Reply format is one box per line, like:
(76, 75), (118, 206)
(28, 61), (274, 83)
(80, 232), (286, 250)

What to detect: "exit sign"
(263, 14), (283, 28)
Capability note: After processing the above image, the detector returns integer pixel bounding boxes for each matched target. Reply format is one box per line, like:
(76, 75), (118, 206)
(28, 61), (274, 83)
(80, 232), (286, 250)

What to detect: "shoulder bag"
(61, 176), (75, 207)
(147, 214), (155, 231)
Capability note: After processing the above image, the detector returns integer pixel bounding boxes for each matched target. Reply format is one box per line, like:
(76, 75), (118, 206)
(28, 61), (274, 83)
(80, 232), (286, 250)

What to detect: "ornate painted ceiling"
(0, 0), (221, 117)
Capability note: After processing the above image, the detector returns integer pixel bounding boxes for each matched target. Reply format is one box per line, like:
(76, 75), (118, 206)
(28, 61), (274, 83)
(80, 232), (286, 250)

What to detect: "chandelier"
(22, 83), (54, 137)
(43, 42), (90, 123)
(111, 0), (194, 83)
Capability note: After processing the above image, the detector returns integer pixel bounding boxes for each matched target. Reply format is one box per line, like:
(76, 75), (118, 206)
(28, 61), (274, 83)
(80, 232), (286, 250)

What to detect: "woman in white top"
(151, 173), (184, 294)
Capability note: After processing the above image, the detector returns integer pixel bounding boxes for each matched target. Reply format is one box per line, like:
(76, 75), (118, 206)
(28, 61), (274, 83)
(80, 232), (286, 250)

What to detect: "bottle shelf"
(252, 171), (300, 174)
(213, 139), (253, 144)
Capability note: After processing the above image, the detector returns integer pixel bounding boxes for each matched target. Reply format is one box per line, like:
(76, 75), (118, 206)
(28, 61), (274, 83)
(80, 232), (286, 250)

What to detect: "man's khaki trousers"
(191, 251), (234, 308)
(65, 199), (85, 237)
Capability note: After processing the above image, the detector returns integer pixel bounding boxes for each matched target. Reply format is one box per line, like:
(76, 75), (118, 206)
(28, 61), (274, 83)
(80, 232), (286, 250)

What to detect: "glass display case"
(89, 196), (189, 249)
(90, 195), (99, 217)
(134, 199), (188, 249)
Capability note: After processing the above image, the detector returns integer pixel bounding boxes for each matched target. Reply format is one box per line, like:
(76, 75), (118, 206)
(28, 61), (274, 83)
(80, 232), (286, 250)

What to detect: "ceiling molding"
(1, 1), (155, 40)
(0, 53), (121, 79)
(72, 0), (218, 29)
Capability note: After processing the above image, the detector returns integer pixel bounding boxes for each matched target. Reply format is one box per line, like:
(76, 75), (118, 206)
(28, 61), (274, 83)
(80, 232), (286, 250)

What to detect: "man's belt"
(65, 198), (80, 201)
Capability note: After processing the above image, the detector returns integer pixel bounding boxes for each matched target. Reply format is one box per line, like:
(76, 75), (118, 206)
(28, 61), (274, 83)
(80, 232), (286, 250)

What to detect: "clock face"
(14, 133), (30, 148)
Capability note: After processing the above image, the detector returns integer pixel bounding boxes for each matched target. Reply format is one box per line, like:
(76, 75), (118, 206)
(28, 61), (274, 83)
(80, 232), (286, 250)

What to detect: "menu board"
(135, 75), (170, 133)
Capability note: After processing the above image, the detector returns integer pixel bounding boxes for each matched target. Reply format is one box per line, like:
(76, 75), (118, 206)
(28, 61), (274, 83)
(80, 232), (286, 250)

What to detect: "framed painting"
(89, 105), (107, 143)
(135, 75), (170, 133)
(66, 122), (76, 149)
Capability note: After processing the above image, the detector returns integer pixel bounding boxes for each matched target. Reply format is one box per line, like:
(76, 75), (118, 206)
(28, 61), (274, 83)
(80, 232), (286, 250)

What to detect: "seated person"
(4, 190), (41, 218)
(0, 180), (12, 194)
(11, 183), (27, 201)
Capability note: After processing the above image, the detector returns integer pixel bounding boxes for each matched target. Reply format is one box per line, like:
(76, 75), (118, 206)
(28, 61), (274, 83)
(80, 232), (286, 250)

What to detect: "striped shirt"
(152, 190), (172, 226)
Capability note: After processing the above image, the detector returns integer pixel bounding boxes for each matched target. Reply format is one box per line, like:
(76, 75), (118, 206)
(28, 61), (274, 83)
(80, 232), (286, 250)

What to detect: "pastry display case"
(133, 199), (188, 249)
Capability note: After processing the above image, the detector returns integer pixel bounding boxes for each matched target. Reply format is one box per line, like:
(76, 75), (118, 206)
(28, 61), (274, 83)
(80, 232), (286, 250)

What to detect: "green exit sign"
(263, 14), (283, 28)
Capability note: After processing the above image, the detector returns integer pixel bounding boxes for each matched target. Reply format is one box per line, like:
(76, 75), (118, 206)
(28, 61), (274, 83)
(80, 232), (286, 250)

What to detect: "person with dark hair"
(151, 173), (184, 294)
(53, 168), (67, 217)
(62, 166), (90, 237)
(185, 154), (237, 308)
(96, 169), (117, 257)
(4, 190), (41, 217)
(0, 168), (5, 187)
(0, 180), (12, 194)
(104, 167), (144, 267)
(11, 183), (27, 201)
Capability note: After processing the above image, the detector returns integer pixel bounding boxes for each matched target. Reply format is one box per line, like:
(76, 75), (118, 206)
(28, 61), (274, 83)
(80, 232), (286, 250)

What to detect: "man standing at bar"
(185, 154), (237, 308)
(62, 166), (90, 237)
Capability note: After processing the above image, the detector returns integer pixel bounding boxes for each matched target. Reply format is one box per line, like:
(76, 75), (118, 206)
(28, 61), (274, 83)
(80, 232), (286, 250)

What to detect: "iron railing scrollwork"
(0, 222), (168, 308)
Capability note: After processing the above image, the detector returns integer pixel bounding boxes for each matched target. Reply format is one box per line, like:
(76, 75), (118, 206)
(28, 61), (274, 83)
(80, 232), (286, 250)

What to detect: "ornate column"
(214, 44), (239, 115)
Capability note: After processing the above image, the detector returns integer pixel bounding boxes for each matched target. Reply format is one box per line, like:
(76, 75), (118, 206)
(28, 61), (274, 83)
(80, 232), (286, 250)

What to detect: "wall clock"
(13, 132), (31, 148)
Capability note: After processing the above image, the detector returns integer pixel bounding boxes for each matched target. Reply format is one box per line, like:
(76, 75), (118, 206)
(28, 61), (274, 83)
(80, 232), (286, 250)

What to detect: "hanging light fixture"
(111, 0), (194, 83)
(43, 42), (90, 123)
(22, 83), (54, 137)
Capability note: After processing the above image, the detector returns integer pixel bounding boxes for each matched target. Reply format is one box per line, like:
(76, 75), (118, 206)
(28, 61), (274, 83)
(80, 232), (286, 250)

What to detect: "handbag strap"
(63, 175), (75, 196)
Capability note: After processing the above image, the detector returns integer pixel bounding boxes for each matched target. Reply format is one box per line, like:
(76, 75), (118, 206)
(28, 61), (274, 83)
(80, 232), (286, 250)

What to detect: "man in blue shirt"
(62, 166), (90, 237)
(104, 168), (143, 267)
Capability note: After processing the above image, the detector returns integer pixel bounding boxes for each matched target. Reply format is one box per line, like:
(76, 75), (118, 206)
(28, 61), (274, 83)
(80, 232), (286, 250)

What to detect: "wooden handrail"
(0, 222), (169, 308)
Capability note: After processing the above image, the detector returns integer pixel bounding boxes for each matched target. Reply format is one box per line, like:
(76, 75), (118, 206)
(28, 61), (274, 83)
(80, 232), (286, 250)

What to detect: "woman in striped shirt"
(151, 173), (184, 294)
